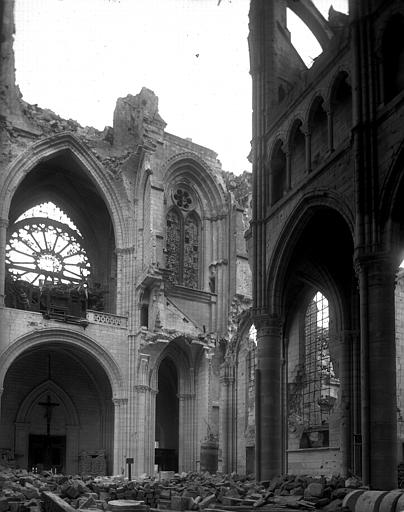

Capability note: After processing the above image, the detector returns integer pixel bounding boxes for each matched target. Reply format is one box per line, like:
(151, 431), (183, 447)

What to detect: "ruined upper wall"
(249, 0), (350, 132)
(0, 0), (24, 122)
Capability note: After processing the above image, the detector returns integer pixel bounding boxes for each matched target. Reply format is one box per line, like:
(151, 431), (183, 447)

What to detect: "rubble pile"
(0, 465), (367, 512)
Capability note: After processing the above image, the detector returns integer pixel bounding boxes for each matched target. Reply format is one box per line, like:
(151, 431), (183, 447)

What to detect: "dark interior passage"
(155, 357), (179, 471)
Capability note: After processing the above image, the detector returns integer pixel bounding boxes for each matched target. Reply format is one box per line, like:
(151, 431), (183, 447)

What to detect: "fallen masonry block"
(355, 491), (389, 512)
(199, 495), (217, 510)
(342, 490), (366, 512)
(42, 491), (76, 512)
(379, 491), (403, 512)
(170, 496), (194, 511)
(395, 492), (404, 512)
(0, 498), (9, 512)
(107, 500), (148, 512)
(304, 483), (325, 499)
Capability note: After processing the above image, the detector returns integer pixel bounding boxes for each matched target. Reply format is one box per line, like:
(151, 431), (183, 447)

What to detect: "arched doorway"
(155, 357), (179, 472)
(1, 343), (114, 474)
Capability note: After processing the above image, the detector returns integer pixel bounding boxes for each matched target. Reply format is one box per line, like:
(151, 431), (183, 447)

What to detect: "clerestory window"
(165, 187), (200, 289)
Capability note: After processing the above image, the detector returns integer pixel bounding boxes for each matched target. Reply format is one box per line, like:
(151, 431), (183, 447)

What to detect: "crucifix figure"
(38, 394), (59, 436)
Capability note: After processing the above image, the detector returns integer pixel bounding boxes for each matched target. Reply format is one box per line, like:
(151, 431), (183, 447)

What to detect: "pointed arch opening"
(330, 72), (352, 149)
(289, 120), (306, 188)
(271, 141), (287, 205)
(308, 97), (328, 168)
(4, 148), (117, 314)
(155, 357), (179, 472)
(1, 342), (115, 474)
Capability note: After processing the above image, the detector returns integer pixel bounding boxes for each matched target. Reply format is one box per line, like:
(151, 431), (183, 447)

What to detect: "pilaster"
(178, 392), (196, 472)
(219, 361), (236, 473)
(112, 397), (128, 475)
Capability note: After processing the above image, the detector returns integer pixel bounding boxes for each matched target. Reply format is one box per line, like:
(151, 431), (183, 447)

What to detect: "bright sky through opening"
(13, 0), (348, 175)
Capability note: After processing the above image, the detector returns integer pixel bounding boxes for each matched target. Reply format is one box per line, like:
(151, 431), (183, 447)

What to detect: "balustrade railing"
(86, 310), (128, 328)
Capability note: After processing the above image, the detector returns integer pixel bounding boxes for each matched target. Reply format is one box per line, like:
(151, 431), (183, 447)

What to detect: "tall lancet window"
(299, 291), (339, 448)
(165, 186), (200, 289)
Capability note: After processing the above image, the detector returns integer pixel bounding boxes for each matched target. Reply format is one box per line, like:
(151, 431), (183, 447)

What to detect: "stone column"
(0, 218), (9, 307)
(134, 384), (149, 475)
(178, 393), (196, 472)
(220, 361), (236, 473)
(112, 397), (128, 476)
(356, 255), (397, 489)
(254, 313), (283, 480)
(146, 388), (158, 475)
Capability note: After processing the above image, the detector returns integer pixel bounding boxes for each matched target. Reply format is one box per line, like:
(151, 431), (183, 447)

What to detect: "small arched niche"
(271, 141), (287, 205)
(330, 72), (352, 149)
(308, 97), (328, 168)
(289, 120), (306, 188)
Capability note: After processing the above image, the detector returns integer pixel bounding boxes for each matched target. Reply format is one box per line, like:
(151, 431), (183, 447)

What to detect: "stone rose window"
(6, 202), (91, 286)
(165, 187), (200, 289)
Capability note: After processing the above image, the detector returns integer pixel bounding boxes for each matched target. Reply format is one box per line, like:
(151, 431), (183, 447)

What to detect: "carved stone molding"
(112, 397), (128, 407)
(177, 393), (196, 401)
(134, 385), (150, 393)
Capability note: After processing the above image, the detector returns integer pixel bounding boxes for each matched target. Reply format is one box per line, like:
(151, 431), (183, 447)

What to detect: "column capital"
(112, 397), (128, 407)
(251, 310), (282, 332)
(354, 252), (397, 279)
(220, 361), (235, 384)
(115, 246), (136, 256)
(134, 385), (150, 393)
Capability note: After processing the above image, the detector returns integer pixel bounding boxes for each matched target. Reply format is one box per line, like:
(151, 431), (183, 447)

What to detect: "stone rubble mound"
(0, 464), (379, 512)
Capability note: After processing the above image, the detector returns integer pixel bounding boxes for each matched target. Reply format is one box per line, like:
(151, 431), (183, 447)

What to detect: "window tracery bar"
(302, 292), (337, 429)
(183, 215), (199, 289)
(166, 209), (181, 284)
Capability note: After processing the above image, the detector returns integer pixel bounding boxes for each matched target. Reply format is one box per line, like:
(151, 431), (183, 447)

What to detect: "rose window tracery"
(6, 202), (91, 286)
(173, 188), (193, 211)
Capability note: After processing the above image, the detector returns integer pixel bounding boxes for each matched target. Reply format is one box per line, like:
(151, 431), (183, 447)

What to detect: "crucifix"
(38, 394), (59, 436)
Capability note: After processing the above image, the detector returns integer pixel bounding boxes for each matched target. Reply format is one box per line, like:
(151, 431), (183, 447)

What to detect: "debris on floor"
(0, 465), (369, 512)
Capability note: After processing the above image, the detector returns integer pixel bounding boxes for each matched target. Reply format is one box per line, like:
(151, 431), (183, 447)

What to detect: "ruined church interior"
(1, 0), (404, 505)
